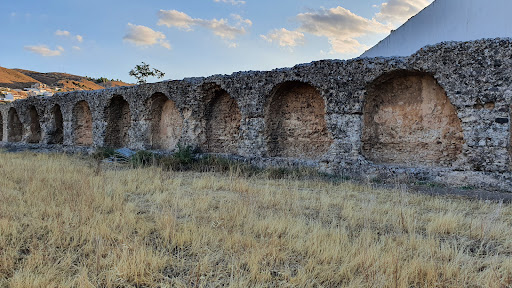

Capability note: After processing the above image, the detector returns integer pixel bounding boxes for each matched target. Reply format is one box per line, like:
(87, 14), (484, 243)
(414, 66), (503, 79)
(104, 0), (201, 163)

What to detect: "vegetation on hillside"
(0, 152), (511, 287)
(85, 77), (123, 84)
(0, 66), (132, 92)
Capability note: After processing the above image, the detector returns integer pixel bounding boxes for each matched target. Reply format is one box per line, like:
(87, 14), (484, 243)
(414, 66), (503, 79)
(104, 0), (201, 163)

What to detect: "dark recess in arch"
(104, 95), (131, 148)
(27, 106), (41, 143)
(48, 104), (63, 144)
(0, 111), (3, 141)
(203, 84), (241, 154)
(8, 108), (22, 142)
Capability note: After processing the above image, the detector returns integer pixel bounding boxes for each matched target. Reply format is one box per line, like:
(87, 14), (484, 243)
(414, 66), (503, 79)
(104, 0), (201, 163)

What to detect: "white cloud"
(55, 30), (70, 37)
(375, 0), (432, 26)
(232, 14), (252, 27)
(158, 10), (251, 43)
(261, 28), (305, 48)
(329, 38), (370, 54)
(123, 23), (171, 49)
(159, 41), (171, 50)
(261, 1), (431, 54)
(55, 29), (84, 43)
(296, 6), (391, 54)
(72, 46), (81, 51)
(214, 0), (246, 5)
(195, 18), (247, 40)
(24, 45), (64, 57)
(157, 10), (195, 30)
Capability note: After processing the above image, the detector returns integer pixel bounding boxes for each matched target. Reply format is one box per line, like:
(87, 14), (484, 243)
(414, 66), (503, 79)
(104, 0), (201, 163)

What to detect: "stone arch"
(362, 70), (464, 167)
(48, 104), (63, 144)
(27, 105), (41, 143)
(72, 101), (93, 146)
(264, 81), (333, 159)
(104, 95), (131, 148)
(203, 85), (241, 154)
(510, 106), (512, 170)
(8, 108), (22, 142)
(0, 111), (3, 141)
(147, 93), (183, 150)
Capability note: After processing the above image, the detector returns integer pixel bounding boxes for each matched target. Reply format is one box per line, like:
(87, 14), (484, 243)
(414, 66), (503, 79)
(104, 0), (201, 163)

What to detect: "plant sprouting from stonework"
(129, 62), (165, 85)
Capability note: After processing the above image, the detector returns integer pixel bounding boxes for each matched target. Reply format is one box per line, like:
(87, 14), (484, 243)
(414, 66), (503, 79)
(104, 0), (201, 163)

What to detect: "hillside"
(14, 69), (132, 91)
(0, 66), (40, 89)
(0, 66), (132, 92)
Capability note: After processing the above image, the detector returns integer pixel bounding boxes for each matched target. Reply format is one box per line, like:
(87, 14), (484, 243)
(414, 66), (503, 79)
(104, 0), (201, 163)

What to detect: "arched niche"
(72, 101), (93, 146)
(203, 84), (241, 154)
(48, 104), (63, 144)
(362, 70), (464, 167)
(8, 108), (22, 142)
(146, 93), (183, 150)
(27, 106), (41, 143)
(0, 111), (3, 141)
(104, 95), (131, 148)
(264, 81), (333, 159)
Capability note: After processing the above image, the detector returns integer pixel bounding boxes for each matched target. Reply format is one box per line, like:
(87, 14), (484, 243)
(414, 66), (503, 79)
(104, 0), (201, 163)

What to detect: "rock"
(1, 38), (512, 191)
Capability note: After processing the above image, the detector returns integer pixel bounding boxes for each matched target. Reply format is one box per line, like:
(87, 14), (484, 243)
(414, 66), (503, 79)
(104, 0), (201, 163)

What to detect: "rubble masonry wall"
(2, 38), (512, 191)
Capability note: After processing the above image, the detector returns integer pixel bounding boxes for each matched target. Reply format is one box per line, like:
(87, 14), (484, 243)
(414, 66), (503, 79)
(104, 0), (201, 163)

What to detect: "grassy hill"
(0, 66), (40, 89)
(0, 66), (132, 91)
(15, 69), (132, 91)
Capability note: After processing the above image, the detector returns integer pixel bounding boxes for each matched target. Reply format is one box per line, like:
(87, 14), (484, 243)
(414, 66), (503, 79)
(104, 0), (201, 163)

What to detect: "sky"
(1, 0), (433, 83)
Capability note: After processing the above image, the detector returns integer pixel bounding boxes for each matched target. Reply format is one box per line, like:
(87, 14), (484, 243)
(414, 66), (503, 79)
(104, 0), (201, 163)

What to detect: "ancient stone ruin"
(1, 38), (512, 191)
(362, 71), (464, 167)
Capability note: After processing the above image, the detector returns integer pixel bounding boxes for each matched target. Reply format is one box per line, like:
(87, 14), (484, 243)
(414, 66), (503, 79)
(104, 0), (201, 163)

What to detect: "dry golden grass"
(0, 152), (512, 287)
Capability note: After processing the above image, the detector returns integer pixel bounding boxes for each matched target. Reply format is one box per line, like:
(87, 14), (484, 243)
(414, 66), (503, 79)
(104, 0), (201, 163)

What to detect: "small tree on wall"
(129, 62), (165, 84)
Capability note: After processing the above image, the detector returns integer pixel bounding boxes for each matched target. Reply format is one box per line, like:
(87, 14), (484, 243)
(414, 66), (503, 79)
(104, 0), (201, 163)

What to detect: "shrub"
(173, 144), (195, 165)
(130, 150), (159, 168)
(92, 147), (117, 160)
(160, 145), (197, 171)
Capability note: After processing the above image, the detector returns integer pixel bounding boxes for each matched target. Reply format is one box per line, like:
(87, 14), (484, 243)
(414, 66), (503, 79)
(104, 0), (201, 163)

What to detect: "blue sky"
(1, 0), (432, 83)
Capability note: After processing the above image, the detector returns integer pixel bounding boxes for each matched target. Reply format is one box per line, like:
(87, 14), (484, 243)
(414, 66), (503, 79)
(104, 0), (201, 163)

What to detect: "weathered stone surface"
(72, 101), (93, 146)
(362, 71), (464, 167)
(146, 93), (183, 150)
(1, 38), (512, 191)
(265, 81), (333, 159)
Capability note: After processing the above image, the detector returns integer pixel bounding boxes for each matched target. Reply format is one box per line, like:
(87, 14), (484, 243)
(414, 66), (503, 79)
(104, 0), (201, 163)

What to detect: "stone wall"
(362, 71), (464, 167)
(1, 38), (512, 191)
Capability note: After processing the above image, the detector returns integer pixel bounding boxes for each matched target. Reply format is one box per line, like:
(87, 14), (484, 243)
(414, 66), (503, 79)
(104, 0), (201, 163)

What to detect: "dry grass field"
(0, 152), (512, 287)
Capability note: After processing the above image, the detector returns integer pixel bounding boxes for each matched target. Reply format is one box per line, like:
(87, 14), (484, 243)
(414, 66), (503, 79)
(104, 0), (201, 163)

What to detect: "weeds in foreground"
(99, 146), (323, 180)
(1, 152), (511, 287)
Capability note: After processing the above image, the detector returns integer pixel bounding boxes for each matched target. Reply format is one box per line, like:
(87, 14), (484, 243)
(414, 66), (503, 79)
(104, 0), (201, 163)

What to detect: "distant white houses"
(4, 93), (14, 101)
(24, 83), (54, 97)
(0, 90), (15, 102)
(31, 83), (48, 89)
(361, 0), (512, 58)
(0, 82), (57, 102)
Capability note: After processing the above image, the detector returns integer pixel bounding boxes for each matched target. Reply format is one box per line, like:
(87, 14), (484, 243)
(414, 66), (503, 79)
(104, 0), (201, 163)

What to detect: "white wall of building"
(361, 0), (512, 58)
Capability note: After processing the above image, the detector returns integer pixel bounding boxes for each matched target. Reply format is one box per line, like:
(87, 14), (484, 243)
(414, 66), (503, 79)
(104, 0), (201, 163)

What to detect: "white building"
(4, 93), (14, 101)
(361, 0), (512, 58)
(25, 87), (53, 97)
(31, 83), (48, 89)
